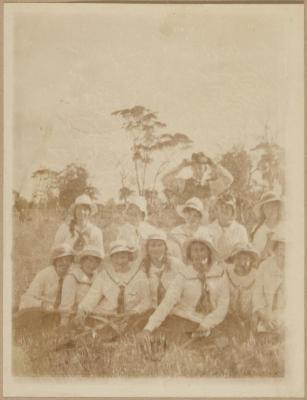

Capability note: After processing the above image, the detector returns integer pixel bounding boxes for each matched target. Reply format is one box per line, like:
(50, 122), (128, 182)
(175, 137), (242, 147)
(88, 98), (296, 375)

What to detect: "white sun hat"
(176, 197), (204, 219)
(69, 194), (98, 217)
(79, 245), (104, 260)
(51, 243), (74, 263)
(109, 240), (135, 256)
(127, 196), (147, 217)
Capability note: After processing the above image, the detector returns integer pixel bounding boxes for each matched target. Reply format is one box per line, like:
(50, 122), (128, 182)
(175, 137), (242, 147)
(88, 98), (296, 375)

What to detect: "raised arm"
(208, 162), (234, 196)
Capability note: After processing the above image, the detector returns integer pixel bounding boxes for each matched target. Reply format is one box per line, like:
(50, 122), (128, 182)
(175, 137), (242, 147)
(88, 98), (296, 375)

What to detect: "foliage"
(57, 164), (99, 209)
(112, 106), (193, 196)
(251, 138), (285, 193)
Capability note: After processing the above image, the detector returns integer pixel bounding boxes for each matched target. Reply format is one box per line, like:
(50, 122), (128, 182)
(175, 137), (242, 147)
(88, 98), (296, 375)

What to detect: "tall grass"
(12, 209), (284, 377)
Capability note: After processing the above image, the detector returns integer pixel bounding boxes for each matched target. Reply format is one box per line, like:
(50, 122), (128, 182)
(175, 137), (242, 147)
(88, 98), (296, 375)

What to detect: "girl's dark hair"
(69, 205), (91, 237)
(141, 241), (169, 277)
(186, 241), (212, 266)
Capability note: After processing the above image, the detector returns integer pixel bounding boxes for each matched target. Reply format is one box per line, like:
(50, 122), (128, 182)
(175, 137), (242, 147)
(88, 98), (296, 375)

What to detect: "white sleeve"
(133, 274), (152, 314)
(54, 223), (70, 246)
(19, 270), (46, 309)
(209, 164), (234, 196)
(144, 274), (185, 332)
(78, 274), (104, 314)
(200, 274), (230, 330)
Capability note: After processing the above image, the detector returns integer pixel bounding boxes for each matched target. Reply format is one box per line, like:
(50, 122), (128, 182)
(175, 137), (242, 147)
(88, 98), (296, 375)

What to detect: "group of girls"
(15, 188), (285, 344)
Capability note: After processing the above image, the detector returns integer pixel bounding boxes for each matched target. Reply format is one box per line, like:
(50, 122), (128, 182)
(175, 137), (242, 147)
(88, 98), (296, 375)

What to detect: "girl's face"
(147, 239), (166, 261)
(183, 208), (202, 226)
(111, 251), (131, 270)
(262, 201), (280, 220)
(217, 202), (234, 227)
(75, 205), (91, 224)
(54, 256), (73, 277)
(81, 256), (100, 277)
(189, 242), (210, 272)
(126, 204), (143, 225)
(233, 252), (254, 276)
(191, 162), (206, 180)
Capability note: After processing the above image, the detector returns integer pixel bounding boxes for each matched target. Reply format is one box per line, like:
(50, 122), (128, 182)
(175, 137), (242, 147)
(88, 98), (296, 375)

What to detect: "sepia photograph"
(3, 2), (304, 397)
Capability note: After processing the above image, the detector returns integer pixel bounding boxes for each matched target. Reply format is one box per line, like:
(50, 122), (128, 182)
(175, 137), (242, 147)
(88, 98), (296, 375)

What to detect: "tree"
(57, 163), (99, 209)
(31, 168), (59, 208)
(220, 146), (261, 229)
(251, 135), (285, 194)
(112, 105), (192, 196)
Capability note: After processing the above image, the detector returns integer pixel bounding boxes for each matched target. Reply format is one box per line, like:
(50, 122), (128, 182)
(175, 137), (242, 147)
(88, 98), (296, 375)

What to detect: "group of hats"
(51, 243), (104, 263)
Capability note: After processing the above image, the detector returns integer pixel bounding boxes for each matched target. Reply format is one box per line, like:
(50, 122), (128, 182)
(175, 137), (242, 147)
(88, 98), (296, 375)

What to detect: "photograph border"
(1, 0), (305, 398)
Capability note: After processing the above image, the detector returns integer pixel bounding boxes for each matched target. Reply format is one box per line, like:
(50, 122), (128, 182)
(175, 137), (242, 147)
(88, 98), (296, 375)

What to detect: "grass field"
(12, 210), (285, 378)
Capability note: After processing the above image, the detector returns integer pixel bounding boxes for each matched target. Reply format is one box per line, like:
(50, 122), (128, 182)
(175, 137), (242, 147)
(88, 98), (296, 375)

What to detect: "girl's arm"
(144, 273), (185, 332)
(59, 275), (77, 318)
(78, 274), (104, 315)
(19, 270), (46, 309)
(54, 223), (70, 246)
(199, 274), (230, 331)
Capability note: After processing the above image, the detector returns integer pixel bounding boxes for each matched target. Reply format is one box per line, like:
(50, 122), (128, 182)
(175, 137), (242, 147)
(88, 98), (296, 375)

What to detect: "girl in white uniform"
(54, 194), (104, 258)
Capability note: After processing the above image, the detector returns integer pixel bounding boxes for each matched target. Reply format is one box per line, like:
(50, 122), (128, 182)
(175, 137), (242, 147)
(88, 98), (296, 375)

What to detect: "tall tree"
(112, 106), (192, 195)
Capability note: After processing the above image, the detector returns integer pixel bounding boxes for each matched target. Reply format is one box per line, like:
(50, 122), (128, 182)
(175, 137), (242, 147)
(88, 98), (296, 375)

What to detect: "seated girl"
(252, 231), (286, 333)
(168, 197), (209, 260)
(224, 242), (259, 334)
(59, 245), (103, 326)
(14, 244), (74, 333)
(141, 232), (230, 343)
(54, 194), (104, 257)
(75, 240), (151, 337)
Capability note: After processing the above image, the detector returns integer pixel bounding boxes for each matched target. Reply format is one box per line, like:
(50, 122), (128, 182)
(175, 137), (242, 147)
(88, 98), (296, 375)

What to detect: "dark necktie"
(54, 277), (64, 309)
(117, 284), (126, 314)
(157, 273), (166, 305)
(74, 231), (86, 252)
(195, 276), (212, 314)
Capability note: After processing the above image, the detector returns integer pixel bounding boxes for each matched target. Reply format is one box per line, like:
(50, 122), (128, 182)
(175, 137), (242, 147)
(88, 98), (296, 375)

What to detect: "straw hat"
(127, 196), (147, 217)
(51, 244), (74, 263)
(176, 197), (204, 219)
(225, 242), (259, 264)
(109, 240), (135, 256)
(253, 191), (283, 216)
(79, 245), (104, 261)
(69, 194), (97, 217)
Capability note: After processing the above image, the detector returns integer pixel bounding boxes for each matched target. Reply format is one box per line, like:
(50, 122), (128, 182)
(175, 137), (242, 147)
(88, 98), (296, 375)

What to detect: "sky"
(5, 3), (303, 202)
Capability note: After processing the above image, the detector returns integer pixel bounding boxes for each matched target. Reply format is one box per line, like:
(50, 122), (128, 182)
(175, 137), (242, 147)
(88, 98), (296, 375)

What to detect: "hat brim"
(176, 205), (203, 220)
(225, 249), (259, 264)
(253, 198), (282, 216)
(52, 253), (74, 263)
(183, 237), (217, 262)
(69, 202), (97, 217)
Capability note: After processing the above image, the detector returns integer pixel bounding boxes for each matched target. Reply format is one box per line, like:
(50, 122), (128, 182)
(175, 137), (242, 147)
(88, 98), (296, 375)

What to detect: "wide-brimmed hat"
(79, 245), (104, 261)
(225, 242), (259, 264)
(109, 240), (135, 256)
(69, 194), (97, 217)
(253, 191), (283, 216)
(51, 244), (74, 263)
(191, 152), (209, 165)
(183, 232), (217, 262)
(127, 196), (147, 217)
(176, 197), (204, 219)
(215, 193), (236, 212)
